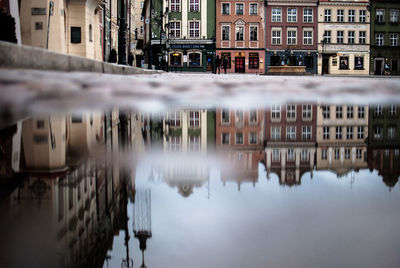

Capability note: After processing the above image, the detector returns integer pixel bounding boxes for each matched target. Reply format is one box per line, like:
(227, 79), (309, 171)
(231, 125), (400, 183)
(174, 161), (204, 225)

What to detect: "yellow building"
(318, 0), (370, 75)
(19, 0), (103, 60)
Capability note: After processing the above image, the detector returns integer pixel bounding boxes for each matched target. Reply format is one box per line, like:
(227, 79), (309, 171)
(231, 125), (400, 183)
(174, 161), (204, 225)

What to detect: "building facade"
(216, 0), (265, 73)
(316, 104), (369, 176)
(129, 0), (146, 67)
(264, 104), (317, 186)
(370, 0), (400, 75)
(318, 0), (370, 75)
(265, 0), (318, 74)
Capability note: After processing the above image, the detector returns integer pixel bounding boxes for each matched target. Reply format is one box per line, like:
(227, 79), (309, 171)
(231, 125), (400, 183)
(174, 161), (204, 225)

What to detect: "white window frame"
(336, 126), (343, 139)
(357, 126), (364, 139)
(221, 132), (230, 144)
(337, 30), (344, 44)
(323, 126), (330, 139)
(376, 9), (385, 23)
(169, 21), (181, 38)
(221, 25), (230, 41)
(347, 106), (354, 118)
(348, 10), (355, 22)
(303, 8), (313, 23)
(286, 125), (296, 140)
(286, 104), (296, 120)
(324, 9), (331, 22)
(170, 136), (181, 152)
(359, 31), (366, 44)
(271, 28), (282, 45)
(236, 3), (244, 15)
(337, 9), (344, 22)
(390, 34), (398, 47)
(249, 25), (258, 41)
(189, 111), (200, 127)
(236, 26), (244, 41)
(170, 0), (180, 12)
(359, 10), (366, 23)
(271, 105), (281, 120)
(189, 135), (200, 152)
(390, 9), (399, 23)
(235, 132), (244, 144)
(324, 30), (331, 43)
(302, 104), (312, 119)
(272, 149), (280, 161)
(348, 31), (355, 44)
(287, 28), (297, 45)
(358, 106), (365, 118)
(303, 29), (313, 45)
(288, 8), (297, 22)
(249, 3), (257, 15)
(189, 0), (200, 12)
(272, 8), (282, 22)
(302, 126), (312, 140)
(221, 3), (230, 15)
(189, 20), (200, 38)
(271, 126), (281, 140)
(249, 132), (257, 144)
(301, 149), (309, 161)
(346, 126), (353, 139)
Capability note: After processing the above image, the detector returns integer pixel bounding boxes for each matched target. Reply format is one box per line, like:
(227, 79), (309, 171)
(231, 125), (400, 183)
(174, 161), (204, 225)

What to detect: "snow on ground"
(0, 69), (400, 125)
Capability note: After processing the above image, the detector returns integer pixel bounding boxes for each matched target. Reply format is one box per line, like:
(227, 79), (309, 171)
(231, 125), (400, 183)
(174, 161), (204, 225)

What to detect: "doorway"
(206, 55), (213, 72)
(375, 59), (383, 75)
(235, 57), (245, 73)
(322, 55), (329, 75)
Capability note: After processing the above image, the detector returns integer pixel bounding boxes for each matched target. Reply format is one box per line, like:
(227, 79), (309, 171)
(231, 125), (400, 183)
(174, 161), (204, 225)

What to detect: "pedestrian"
(215, 55), (221, 74)
(223, 57), (228, 74)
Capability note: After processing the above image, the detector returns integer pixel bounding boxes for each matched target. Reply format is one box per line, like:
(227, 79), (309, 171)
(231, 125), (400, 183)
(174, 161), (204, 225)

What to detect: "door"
(206, 56), (213, 72)
(375, 60), (383, 75)
(235, 57), (245, 73)
(322, 55), (329, 75)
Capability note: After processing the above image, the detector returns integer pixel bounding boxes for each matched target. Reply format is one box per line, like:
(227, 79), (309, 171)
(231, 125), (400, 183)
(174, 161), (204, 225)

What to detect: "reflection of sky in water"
(105, 159), (400, 268)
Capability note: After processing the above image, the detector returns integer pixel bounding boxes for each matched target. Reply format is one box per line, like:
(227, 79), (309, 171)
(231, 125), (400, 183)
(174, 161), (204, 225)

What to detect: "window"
(324, 31), (331, 43)
(322, 149), (328, 160)
(35, 22), (43, 30)
(336, 126), (342, 139)
(356, 149), (363, 159)
(347, 106), (354, 118)
(358, 106), (365, 118)
(170, 21), (181, 38)
(236, 26), (244, 40)
(272, 8), (281, 22)
(305, 56), (313, 69)
(222, 26), (230, 40)
(286, 105), (296, 120)
(347, 126), (353, 139)
(249, 53), (259, 69)
(271, 126), (281, 140)
(249, 132), (257, 144)
(359, 31), (366, 44)
(323, 127), (330, 139)
(302, 105), (312, 119)
(72, 113), (82, 123)
(302, 126), (311, 140)
(271, 105), (281, 120)
(236, 3), (244, 15)
(303, 30), (312, 45)
(235, 110), (244, 126)
(337, 9), (344, 22)
(348, 31), (355, 44)
(141, 16), (144, 22)
(170, 136), (181, 152)
(337, 31), (344, 44)
(389, 105), (397, 117)
(390, 34), (398, 46)
(345, 148), (351, 160)
(189, 111), (200, 127)
(392, 60), (399, 72)
(171, 0), (180, 12)
(374, 105), (382, 117)
(169, 111), (181, 127)
(222, 3), (230, 15)
(324, 9), (331, 22)
(339, 56), (349, 70)
(189, 53), (201, 67)
(354, 56), (364, 70)
(304, 8), (313, 22)
(222, 108), (230, 123)
(376, 34), (384, 46)
(374, 126), (382, 140)
(376, 9), (384, 23)
(189, 0), (199, 12)
(287, 149), (295, 161)
(249, 109), (257, 124)
(390, 9), (399, 23)
(288, 8), (297, 22)
(33, 134), (48, 144)
(287, 29), (297, 45)
(301, 149), (309, 161)
(250, 26), (258, 41)
(222, 133), (230, 144)
(140, 1), (144, 8)
(189, 136), (200, 152)
(272, 149), (280, 161)
(71, 27), (81, 43)
(89, 24), (93, 42)
(189, 21), (200, 38)
(336, 106), (343, 118)
(334, 149), (340, 160)
(322, 106), (330, 119)
(357, 126), (364, 139)
(388, 127), (396, 140)
(272, 29), (281, 45)
(286, 126), (296, 140)
(250, 3), (257, 15)
(236, 132), (244, 144)
(170, 53), (182, 66)
(359, 10), (366, 23)
(36, 120), (45, 129)
(348, 10), (355, 22)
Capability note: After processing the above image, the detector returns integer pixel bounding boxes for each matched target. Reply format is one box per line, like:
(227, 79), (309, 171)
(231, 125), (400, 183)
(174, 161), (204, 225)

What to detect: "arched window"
(89, 24), (93, 42)
(170, 52), (182, 66)
(188, 52), (201, 67)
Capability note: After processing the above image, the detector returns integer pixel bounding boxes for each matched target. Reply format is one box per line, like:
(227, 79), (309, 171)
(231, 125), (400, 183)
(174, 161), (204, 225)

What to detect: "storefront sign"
(170, 44), (205, 49)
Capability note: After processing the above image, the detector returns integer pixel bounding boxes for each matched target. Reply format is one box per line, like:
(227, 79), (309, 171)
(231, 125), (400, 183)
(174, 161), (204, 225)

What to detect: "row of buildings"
(141, 0), (399, 75)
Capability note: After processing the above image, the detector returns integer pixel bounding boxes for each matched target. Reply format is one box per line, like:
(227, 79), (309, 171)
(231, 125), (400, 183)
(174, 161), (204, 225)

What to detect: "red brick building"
(264, 103), (317, 186)
(216, 0), (265, 73)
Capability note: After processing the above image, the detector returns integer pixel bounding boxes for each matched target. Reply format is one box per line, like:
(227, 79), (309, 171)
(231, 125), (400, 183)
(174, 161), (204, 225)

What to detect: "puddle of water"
(0, 103), (399, 268)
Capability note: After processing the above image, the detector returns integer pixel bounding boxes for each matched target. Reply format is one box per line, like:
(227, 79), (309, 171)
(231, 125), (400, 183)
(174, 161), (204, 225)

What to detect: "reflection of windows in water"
(169, 111), (181, 127)
(189, 53), (201, 66)
(72, 113), (83, 123)
(334, 149), (340, 159)
(249, 109), (258, 123)
(33, 134), (48, 144)
(189, 111), (200, 127)
(235, 132), (243, 144)
(301, 149), (309, 161)
(271, 126), (281, 140)
(235, 110), (244, 126)
(36, 120), (45, 129)
(321, 149), (327, 160)
(249, 132), (257, 144)
(287, 149), (294, 161)
(222, 132), (230, 144)
(189, 136), (200, 152)
(170, 136), (181, 152)
(345, 148), (351, 159)
(272, 149), (280, 161)
(356, 149), (363, 159)
(221, 108), (230, 123)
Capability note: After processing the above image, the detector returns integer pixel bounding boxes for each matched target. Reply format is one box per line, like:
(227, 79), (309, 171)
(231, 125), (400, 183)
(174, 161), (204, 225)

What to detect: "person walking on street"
(215, 55), (221, 74)
(222, 57), (228, 74)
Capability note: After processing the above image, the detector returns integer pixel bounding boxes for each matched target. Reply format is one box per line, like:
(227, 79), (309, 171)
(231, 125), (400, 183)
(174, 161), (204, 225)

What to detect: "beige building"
(318, 0), (370, 75)
(19, 0), (103, 60)
(316, 105), (369, 176)
(129, 0), (145, 66)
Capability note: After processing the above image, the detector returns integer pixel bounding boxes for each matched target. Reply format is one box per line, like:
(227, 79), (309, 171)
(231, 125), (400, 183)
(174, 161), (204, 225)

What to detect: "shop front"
(216, 50), (265, 74)
(265, 50), (318, 74)
(167, 43), (215, 72)
(317, 52), (370, 75)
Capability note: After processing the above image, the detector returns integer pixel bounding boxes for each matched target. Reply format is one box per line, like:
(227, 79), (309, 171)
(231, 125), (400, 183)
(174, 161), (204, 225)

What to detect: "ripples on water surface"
(0, 76), (400, 268)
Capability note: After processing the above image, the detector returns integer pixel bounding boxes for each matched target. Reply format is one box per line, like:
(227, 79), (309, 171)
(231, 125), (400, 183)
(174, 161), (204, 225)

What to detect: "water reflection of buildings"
(316, 105), (369, 178)
(0, 110), (144, 268)
(367, 105), (400, 188)
(265, 104), (316, 186)
(216, 108), (265, 190)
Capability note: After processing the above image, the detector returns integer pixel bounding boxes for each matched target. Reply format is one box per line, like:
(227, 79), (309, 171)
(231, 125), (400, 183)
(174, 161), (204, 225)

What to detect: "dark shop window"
(71, 27), (81, 44)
